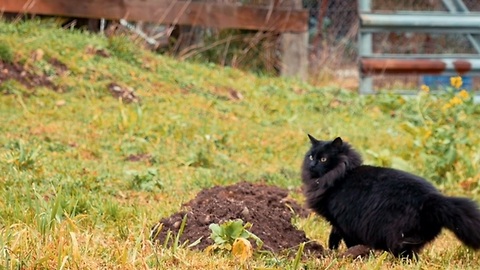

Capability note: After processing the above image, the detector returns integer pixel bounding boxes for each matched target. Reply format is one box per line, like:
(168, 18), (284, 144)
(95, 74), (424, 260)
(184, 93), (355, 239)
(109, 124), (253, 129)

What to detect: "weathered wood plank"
(0, 0), (308, 32)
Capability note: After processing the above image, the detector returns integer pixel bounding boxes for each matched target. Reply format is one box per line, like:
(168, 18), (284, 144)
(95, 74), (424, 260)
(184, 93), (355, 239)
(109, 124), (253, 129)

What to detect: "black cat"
(301, 135), (480, 258)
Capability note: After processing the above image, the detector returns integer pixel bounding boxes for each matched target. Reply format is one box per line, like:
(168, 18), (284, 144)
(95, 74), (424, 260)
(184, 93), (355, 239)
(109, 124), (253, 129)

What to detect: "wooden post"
(280, 0), (309, 80)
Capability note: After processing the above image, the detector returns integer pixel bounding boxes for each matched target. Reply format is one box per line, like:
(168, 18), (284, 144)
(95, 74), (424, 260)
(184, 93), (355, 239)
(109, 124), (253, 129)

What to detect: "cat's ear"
(332, 137), (343, 148)
(308, 134), (319, 145)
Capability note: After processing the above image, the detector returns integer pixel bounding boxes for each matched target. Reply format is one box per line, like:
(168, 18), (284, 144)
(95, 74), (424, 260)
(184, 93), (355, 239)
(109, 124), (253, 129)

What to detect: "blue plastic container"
(421, 75), (472, 91)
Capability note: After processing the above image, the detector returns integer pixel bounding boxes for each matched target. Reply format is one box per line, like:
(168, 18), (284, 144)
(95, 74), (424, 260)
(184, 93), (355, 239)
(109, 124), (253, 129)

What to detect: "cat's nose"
(309, 161), (317, 169)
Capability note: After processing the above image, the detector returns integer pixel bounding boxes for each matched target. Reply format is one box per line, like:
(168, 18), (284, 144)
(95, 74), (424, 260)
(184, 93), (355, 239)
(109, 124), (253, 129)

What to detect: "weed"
(126, 168), (163, 191)
(3, 140), (42, 171)
(207, 219), (263, 255)
(292, 242), (305, 270)
(0, 42), (14, 63)
(401, 79), (476, 183)
(34, 189), (64, 239)
(154, 214), (200, 254)
(173, 214), (188, 253)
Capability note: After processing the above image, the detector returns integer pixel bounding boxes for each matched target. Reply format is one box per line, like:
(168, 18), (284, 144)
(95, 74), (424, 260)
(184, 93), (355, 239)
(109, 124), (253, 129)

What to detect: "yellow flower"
(450, 76), (463, 89)
(458, 89), (470, 100)
(449, 96), (463, 106)
(420, 84), (430, 93)
(232, 238), (253, 261)
(423, 129), (432, 140)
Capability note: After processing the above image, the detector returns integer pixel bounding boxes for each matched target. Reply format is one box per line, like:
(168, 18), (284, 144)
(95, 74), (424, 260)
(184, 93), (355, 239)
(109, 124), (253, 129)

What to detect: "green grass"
(1, 19), (480, 269)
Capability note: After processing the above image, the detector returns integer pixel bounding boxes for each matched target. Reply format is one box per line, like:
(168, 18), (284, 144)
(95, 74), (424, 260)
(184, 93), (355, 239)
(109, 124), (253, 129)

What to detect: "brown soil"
(108, 82), (140, 103)
(151, 181), (324, 256)
(1, 59), (136, 102)
(0, 60), (57, 91)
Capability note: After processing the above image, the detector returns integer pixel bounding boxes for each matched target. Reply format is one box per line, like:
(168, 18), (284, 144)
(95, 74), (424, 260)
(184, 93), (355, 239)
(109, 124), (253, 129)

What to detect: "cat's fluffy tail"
(425, 194), (480, 249)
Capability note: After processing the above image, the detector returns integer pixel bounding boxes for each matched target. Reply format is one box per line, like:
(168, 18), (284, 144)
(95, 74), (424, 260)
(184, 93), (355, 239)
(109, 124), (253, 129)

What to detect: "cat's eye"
(309, 155), (313, 161)
(320, 157), (327, 162)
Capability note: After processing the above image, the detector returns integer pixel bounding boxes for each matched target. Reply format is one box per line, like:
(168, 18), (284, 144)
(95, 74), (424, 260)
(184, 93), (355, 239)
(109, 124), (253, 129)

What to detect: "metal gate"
(358, 0), (480, 94)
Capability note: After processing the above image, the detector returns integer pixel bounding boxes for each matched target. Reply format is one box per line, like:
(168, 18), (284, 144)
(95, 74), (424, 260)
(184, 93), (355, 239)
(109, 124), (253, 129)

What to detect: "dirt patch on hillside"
(0, 60), (58, 91)
(151, 181), (324, 256)
(1, 59), (138, 102)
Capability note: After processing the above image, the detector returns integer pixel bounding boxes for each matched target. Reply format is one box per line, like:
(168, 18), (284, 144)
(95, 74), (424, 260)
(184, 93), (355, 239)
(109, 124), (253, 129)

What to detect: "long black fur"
(302, 135), (480, 258)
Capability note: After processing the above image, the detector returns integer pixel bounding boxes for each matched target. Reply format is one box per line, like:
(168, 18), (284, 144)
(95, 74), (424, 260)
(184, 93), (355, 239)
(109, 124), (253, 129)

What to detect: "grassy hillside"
(1, 19), (480, 269)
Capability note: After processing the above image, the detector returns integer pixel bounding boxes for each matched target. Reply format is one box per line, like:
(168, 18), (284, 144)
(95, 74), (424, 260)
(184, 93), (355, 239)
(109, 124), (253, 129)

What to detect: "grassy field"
(1, 19), (480, 269)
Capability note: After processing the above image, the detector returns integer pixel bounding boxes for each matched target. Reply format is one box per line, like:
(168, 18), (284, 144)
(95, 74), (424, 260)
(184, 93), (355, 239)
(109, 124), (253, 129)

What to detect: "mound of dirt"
(151, 181), (324, 256)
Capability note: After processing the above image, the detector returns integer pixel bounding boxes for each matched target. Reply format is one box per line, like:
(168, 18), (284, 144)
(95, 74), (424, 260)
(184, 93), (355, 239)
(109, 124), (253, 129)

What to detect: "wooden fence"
(1, 0), (309, 78)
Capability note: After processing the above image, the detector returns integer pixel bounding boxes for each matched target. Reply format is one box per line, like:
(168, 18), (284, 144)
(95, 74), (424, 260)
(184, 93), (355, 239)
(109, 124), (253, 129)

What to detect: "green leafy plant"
(125, 168), (163, 191)
(402, 77), (475, 183)
(207, 219), (263, 254)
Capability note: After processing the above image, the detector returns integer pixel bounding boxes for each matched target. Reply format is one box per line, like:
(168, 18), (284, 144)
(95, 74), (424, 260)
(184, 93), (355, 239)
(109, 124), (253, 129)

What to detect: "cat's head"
(301, 135), (362, 185)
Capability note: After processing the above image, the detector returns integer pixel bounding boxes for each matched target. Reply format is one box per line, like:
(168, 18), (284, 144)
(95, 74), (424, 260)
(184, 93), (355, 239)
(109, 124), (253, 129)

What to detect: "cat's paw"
(341, 245), (372, 259)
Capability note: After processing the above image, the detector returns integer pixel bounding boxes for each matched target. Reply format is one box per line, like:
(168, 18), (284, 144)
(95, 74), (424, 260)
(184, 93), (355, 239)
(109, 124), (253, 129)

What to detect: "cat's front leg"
(328, 226), (343, 249)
